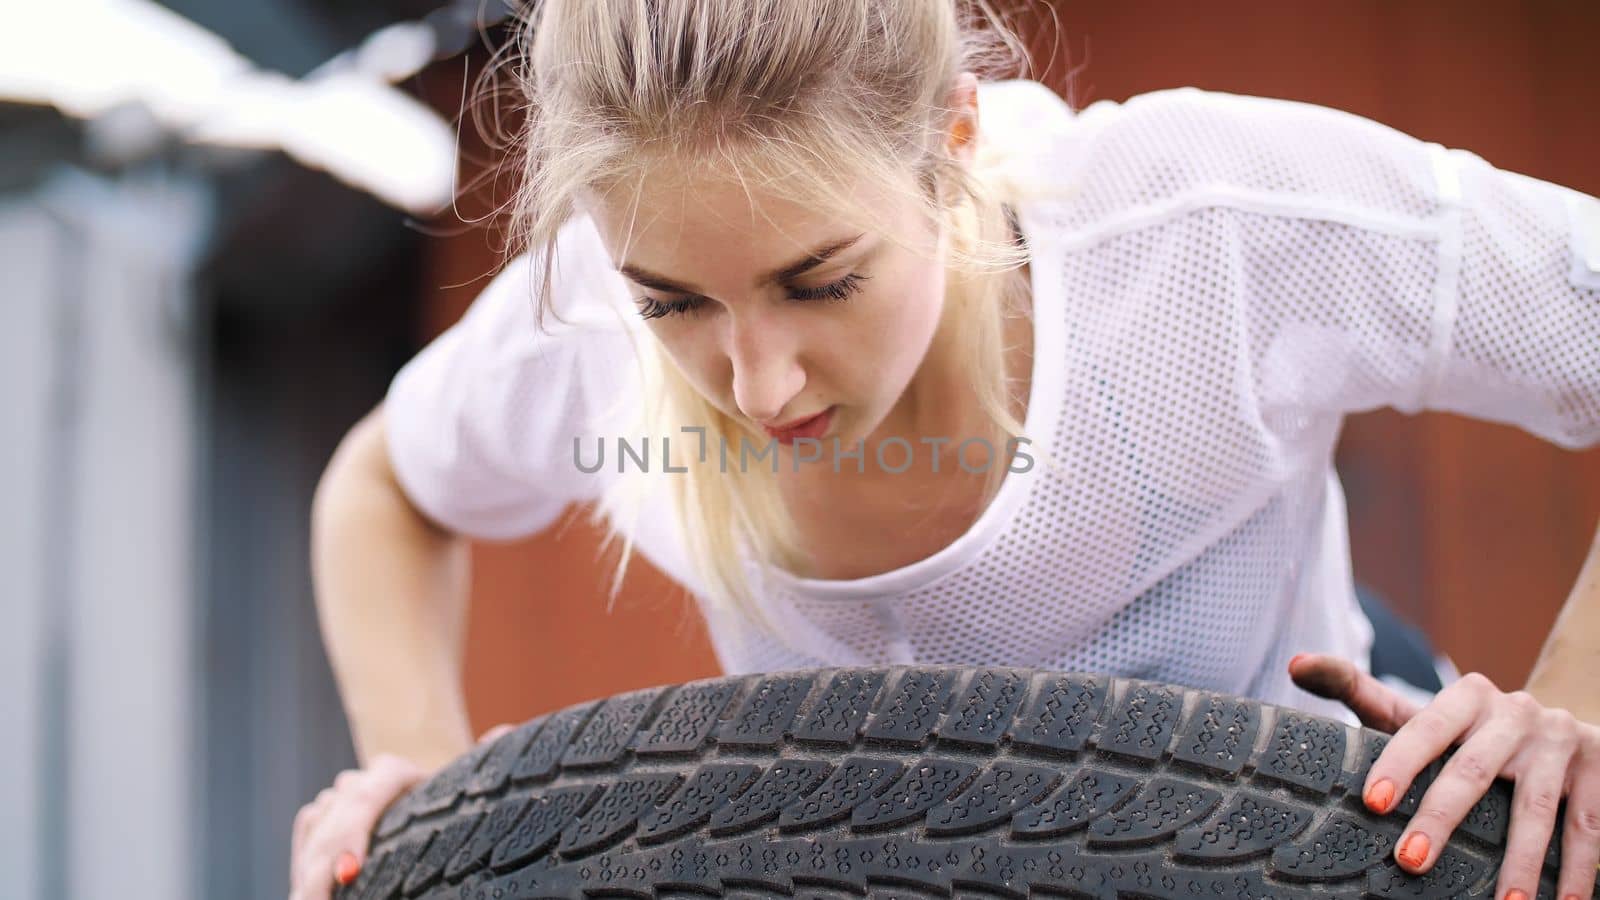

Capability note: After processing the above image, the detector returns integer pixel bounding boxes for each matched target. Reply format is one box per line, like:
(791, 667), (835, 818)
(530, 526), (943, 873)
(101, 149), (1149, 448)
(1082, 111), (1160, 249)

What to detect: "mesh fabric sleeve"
(1079, 88), (1600, 448)
(383, 219), (636, 541)
(1416, 147), (1600, 447)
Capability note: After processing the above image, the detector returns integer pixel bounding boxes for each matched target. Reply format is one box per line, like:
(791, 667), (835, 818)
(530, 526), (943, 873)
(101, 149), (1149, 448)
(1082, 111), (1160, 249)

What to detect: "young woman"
(289, 2), (1600, 898)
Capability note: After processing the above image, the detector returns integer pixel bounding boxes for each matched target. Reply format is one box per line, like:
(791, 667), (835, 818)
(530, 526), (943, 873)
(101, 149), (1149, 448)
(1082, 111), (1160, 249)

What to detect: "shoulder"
(471, 212), (636, 341)
(978, 78), (1075, 129)
(427, 213), (643, 404)
(401, 211), (641, 429)
(1057, 86), (1444, 226)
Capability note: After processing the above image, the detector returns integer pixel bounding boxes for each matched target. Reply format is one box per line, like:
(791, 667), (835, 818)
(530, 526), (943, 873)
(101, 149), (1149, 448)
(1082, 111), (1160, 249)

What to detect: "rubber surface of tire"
(339, 666), (1595, 899)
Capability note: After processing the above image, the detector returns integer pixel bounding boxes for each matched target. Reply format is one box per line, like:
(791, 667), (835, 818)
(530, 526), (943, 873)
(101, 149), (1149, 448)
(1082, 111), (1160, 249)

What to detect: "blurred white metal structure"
(0, 166), (209, 900)
(0, 0), (457, 213)
(0, 3), (499, 894)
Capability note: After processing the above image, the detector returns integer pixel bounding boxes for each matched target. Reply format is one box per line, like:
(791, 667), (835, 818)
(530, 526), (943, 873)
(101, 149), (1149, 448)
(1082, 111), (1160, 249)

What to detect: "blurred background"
(2, 1), (1597, 897)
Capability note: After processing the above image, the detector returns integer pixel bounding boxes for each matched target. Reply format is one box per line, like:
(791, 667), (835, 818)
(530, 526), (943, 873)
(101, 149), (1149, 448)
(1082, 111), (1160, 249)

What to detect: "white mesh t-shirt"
(384, 80), (1600, 721)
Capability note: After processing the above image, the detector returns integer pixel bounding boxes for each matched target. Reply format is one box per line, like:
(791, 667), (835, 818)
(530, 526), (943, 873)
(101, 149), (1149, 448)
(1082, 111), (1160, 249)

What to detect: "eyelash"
(635, 273), (869, 321)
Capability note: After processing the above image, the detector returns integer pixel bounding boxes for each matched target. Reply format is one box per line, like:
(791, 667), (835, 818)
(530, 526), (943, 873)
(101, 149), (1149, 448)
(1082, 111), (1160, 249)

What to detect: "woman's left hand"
(1289, 653), (1600, 900)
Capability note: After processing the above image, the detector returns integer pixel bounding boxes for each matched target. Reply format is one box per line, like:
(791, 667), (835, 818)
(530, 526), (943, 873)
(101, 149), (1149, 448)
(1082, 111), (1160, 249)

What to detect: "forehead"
(584, 167), (847, 255)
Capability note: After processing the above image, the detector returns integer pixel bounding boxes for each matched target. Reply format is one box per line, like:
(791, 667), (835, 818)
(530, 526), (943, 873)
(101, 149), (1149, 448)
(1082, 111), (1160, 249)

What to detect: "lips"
(762, 406), (834, 443)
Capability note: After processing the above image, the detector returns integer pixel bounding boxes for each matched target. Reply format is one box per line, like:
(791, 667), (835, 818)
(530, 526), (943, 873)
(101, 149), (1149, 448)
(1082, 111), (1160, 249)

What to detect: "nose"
(727, 313), (805, 425)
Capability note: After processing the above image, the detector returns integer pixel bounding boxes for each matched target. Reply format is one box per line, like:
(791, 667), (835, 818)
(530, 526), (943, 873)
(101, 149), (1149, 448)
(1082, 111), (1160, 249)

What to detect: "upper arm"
(1418, 150), (1600, 447)
(1079, 87), (1600, 447)
(342, 401), (448, 532)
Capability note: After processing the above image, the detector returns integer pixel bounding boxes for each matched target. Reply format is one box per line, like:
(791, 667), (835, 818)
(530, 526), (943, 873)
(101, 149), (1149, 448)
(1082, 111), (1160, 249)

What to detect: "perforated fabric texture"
(383, 81), (1600, 722)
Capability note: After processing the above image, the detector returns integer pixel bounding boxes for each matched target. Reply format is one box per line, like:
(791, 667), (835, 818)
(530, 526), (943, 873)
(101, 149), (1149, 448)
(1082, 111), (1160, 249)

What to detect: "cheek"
(857, 261), (946, 372)
(646, 328), (732, 407)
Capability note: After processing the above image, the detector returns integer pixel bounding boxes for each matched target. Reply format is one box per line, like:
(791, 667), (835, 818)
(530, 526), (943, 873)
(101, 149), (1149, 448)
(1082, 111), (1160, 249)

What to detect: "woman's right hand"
(289, 724), (514, 899)
(288, 752), (429, 899)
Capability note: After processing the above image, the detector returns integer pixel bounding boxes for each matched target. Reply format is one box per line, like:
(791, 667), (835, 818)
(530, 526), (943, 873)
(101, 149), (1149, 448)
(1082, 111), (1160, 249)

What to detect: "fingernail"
(1289, 653), (1310, 670)
(1364, 778), (1395, 814)
(334, 851), (361, 886)
(1504, 890), (1528, 900)
(1397, 831), (1430, 870)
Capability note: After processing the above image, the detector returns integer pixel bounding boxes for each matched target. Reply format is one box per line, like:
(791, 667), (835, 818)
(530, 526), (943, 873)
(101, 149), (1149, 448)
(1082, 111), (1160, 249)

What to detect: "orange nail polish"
(1504, 890), (1528, 900)
(1364, 778), (1395, 814)
(1397, 832), (1430, 870)
(334, 852), (361, 886)
(1289, 653), (1309, 669)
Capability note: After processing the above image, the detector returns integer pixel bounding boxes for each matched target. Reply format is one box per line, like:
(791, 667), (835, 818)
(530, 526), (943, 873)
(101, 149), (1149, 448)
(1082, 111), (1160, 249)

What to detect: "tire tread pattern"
(338, 666), (1595, 899)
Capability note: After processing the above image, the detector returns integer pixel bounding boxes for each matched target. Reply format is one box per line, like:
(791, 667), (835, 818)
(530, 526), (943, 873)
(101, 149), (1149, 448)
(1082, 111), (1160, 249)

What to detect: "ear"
(944, 71), (981, 169)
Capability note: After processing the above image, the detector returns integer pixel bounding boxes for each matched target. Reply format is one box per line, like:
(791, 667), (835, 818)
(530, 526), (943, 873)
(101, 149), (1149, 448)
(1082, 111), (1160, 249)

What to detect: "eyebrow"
(617, 233), (866, 295)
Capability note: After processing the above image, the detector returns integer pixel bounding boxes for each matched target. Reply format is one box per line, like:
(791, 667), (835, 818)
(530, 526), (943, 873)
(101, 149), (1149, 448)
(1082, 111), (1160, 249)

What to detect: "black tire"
(340, 666), (1592, 899)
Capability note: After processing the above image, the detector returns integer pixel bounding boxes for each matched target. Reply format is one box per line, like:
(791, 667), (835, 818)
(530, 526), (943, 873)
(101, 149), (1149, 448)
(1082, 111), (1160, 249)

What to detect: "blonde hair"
(494, 0), (1058, 638)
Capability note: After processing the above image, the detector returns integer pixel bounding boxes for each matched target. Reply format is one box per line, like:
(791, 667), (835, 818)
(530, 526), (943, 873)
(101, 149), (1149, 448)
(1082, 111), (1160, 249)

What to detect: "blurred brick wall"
(407, 1), (1600, 729)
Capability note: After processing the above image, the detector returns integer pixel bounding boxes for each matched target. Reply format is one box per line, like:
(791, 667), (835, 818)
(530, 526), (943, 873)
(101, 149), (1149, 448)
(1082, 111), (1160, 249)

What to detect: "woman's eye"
(788, 272), (869, 302)
(636, 296), (706, 320)
(634, 272), (868, 320)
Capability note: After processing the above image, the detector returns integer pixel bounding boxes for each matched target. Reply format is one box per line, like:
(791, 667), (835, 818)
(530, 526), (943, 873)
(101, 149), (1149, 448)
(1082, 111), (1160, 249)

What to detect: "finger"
(1288, 653), (1422, 732)
(1495, 718), (1577, 900)
(292, 778), (374, 899)
(296, 810), (364, 900)
(1367, 674), (1494, 865)
(1371, 673), (1495, 804)
(299, 759), (426, 893)
(290, 804), (319, 884)
(478, 723), (515, 745)
(1394, 714), (1527, 876)
(289, 789), (335, 891)
(322, 772), (367, 890)
(1553, 731), (1600, 900)
(334, 851), (362, 889)
(365, 754), (428, 817)
(292, 810), (342, 900)
(289, 847), (332, 900)
(287, 851), (335, 900)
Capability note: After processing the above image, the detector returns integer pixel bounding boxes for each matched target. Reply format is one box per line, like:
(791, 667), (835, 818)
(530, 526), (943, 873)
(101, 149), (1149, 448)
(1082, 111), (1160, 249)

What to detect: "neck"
(853, 201), (1031, 462)
(871, 267), (990, 447)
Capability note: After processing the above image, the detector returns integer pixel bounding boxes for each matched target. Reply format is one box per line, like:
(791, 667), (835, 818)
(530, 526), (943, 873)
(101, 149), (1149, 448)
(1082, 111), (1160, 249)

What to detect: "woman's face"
(583, 168), (952, 451)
